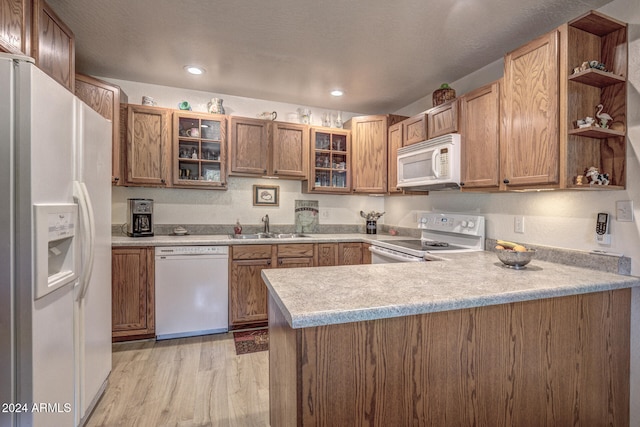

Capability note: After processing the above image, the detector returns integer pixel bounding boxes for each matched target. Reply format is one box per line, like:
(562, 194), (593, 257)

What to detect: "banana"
(496, 240), (518, 249)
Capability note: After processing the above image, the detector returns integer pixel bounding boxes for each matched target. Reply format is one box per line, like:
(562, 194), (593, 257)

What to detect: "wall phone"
(595, 212), (611, 244)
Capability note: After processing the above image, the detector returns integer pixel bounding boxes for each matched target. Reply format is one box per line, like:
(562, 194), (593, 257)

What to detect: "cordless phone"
(595, 212), (610, 244)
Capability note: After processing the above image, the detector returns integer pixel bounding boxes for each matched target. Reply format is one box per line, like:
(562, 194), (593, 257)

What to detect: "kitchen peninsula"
(262, 252), (640, 426)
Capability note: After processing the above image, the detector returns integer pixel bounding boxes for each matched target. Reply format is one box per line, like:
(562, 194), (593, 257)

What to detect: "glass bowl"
(496, 248), (536, 269)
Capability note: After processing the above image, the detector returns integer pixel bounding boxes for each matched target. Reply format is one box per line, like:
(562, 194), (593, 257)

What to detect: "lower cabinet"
(111, 247), (155, 342)
(316, 242), (369, 266)
(229, 245), (273, 330)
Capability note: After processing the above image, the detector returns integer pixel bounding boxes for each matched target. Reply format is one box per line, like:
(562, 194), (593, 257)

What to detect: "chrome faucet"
(262, 214), (270, 234)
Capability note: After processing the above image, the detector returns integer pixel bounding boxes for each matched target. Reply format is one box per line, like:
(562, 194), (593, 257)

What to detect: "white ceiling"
(47, 0), (610, 114)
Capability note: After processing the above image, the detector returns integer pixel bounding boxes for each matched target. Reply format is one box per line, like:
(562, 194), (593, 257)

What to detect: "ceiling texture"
(48, 0), (610, 114)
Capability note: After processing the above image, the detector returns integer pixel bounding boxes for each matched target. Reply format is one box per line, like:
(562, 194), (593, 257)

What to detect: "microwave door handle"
(432, 151), (441, 178)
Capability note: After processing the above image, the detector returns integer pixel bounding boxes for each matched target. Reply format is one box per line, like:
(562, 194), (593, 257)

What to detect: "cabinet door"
(460, 81), (501, 189)
(348, 115), (389, 193)
(339, 242), (363, 265)
(0, 0), (30, 54)
(75, 74), (128, 185)
(427, 100), (458, 138)
(277, 257), (314, 269)
(111, 248), (155, 341)
(229, 117), (269, 176)
(229, 258), (271, 328)
(317, 243), (339, 266)
(272, 122), (308, 178)
(32, 0), (74, 92)
(402, 114), (427, 146)
(387, 122), (403, 194)
(502, 30), (559, 188)
(126, 105), (172, 186)
(307, 128), (351, 194)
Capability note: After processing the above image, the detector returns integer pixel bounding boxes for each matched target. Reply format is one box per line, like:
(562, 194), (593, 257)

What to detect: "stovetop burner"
(424, 241), (449, 247)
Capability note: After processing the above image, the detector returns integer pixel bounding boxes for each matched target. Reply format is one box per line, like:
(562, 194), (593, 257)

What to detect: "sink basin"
(229, 233), (310, 239)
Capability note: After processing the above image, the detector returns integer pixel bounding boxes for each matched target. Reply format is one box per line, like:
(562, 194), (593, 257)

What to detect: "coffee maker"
(126, 198), (154, 237)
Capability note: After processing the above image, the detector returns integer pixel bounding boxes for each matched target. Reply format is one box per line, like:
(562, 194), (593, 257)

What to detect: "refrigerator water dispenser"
(34, 204), (78, 299)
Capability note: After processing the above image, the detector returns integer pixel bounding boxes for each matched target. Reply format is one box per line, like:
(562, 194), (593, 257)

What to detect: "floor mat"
(233, 328), (269, 355)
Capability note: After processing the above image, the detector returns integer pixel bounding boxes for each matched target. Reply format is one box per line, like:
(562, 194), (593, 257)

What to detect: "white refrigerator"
(0, 53), (112, 427)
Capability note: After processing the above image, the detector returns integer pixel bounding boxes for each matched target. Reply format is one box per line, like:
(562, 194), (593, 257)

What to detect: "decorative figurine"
(576, 116), (595, 128)
(575, 175), (584, 185)
(585, 166), (609, 185)
(595, 104), (612, 128)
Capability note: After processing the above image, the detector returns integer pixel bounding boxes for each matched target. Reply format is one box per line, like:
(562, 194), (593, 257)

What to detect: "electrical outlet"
(616, 200), (634, 222)
(322, 209), (329, 218)
(514, 216), (525, 233)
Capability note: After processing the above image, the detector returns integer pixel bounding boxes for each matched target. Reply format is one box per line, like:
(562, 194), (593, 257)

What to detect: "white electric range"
(369, 213), (486, 263)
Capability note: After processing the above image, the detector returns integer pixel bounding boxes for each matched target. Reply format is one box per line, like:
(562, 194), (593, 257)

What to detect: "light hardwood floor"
(86, 333), (269, 427)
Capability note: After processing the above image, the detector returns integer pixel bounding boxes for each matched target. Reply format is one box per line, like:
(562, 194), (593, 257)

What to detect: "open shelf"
(568, 69), (626, 87)
(569, 127), (625, 139)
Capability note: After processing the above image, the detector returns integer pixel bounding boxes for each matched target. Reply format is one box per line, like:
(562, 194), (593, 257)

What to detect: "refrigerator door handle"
(73, 180), (96, 301)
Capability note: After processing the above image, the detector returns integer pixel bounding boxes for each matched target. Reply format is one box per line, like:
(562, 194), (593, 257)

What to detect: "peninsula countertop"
(261, 251), (640, 329)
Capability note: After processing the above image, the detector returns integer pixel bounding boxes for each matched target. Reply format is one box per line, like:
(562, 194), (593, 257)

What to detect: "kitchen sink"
(229, 233), (310, 239)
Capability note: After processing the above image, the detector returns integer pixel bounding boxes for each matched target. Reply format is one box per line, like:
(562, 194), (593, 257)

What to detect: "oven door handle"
(369, 245), (424, 262)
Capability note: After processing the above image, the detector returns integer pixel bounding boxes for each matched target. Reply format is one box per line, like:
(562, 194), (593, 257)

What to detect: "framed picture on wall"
(253, 185), (279, 206)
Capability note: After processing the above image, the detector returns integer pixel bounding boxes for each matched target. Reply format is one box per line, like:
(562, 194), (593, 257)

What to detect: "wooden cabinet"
(338, 242), (363, 265)
(502, 30), (560, 189)
(229, 117), (308, 179)
(0, 0), (30, 54)
(75, 74), (128, 185)
(427, 99), (458, 138)
(229, 245), (273, 329)
(173, 112), (227, 189)
(387, 122), (403, 194)
(32, 0), (74, 92)
(306, 127), (351, 193)
(316, 243), (339, 266)
(314, 242), (367, 266)
(276, 244), (315, 268)
(111, 247), (155, 342)
(460, 80), (501, 189)
(402, 113), (427, 146)
(562, 11), (627, 189)
(124, 104), (172, 187)
(345, 114), (406, 193)
(272, 121), (308, 179)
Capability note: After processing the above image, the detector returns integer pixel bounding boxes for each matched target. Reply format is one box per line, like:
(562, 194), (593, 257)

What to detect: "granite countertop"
(111, 233), (403, 247)
(261, 251), (640, 329)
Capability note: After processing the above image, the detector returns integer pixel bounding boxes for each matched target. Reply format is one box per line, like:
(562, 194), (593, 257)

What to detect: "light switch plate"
(514, 216), (525, 233)
(616, 200), (634, 222)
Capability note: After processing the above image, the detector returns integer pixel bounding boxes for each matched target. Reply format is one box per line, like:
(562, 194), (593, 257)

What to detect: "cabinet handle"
(459, 182), (464, 186)
(503, 179), (510, 184)
(264, 169), (267, 173)
(274, 170), (278, 174)
(114, 177), (120, 182)
(161, 178), (166, 184)
(278, 259), (283, 265)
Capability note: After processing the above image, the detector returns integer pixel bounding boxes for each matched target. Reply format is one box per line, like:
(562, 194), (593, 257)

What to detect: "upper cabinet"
(427, 99), (458, 138)
(500, 11), (627, 191)
(306, 127), (351, 193)
(0, 0), (30, 55)
(345, 114), (406, 194)
(460, 80), (501, 190)
(502, 30), (559, 189)
(75, 74), (128, 185)
(32, 0), (74, 92)
(228, 117), (308, 179)
(124, 104), (172, 187)
(387, 121), (403, 194)
(402, 113), (427, 146)
(173, 111), (227, 189)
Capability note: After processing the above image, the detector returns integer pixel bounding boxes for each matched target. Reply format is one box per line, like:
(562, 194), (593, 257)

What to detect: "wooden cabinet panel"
(272, 122), (308, 178)
(306, 127), (351, 193)
(427, 99), (458, 138)
(0, 0), (30, 54)
(228, 116), (269, 176)
(402, 114), (427, 146)
(277, 244), (314, 258)
(387, 122), (403, 194)
(75, 74), (128, 185)
(229, 258), (270, 328)
(232, 244), (273, 260)
(460, 80), (501, 189)
(112, 247), (155, 341)
(277, 257), (314, 269)
(346, 115), (406, 193)
(362, 243), (372, 264)
(317, 243), (339, 266)
(125, 105), (172, 186)
(338, 242), (363, 265)
(502, 30), (560, 188)
(32, 0), (74, 92)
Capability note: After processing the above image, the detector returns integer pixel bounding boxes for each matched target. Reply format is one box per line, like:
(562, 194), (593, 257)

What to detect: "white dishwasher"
(155, 246), (229, 340)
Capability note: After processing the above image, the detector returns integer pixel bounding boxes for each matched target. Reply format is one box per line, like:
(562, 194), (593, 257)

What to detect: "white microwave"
(397, 133), (461, 191)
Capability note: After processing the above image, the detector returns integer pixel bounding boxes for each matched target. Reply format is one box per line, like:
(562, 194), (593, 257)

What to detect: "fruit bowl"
(496, 248), (536, 269)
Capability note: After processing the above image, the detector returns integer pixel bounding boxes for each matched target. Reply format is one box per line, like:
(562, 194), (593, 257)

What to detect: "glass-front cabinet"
(173, 112), (227, 189)
(306, 127), (351, 193)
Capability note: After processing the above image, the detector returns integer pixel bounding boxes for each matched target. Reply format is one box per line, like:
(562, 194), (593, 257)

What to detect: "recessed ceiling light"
(331, 89), (344, 97)
(184, 65), (205, 75)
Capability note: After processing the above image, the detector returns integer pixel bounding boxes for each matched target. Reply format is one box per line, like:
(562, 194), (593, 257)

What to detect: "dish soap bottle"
(233, 219), (242, 235)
